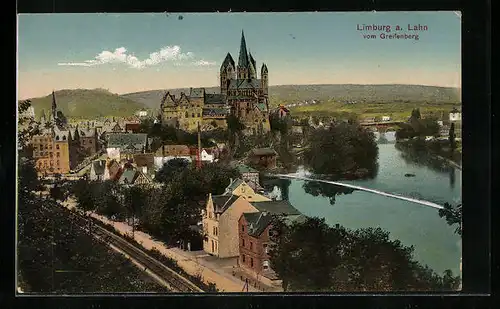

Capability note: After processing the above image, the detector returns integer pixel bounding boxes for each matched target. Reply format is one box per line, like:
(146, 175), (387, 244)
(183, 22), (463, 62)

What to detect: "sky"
(17, 12), (461, 99)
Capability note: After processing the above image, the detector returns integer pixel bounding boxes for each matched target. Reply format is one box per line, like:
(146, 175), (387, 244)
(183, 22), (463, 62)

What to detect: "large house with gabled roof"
(106, 133), (148, 161)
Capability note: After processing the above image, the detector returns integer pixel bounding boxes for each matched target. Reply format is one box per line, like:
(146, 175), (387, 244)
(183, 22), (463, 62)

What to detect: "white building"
(449, 108), (462, 122)
(201, 149), (215, 163)
(382, 116), (391, 122)
(135, 109), (148, 117)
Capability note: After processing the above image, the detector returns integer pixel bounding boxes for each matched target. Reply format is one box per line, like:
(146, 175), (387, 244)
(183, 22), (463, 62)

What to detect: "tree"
(449, 122), (456, 150)
(269, 216), (461, 292)
(71, 179), (95, 212)
(411, 108), (421, 120)
(18, 100), (40, 150)
(123, 185), (147, 237)
(303, 123), (379, 179)
(155, 158), (191, 183)
(438, 203), (462, 236)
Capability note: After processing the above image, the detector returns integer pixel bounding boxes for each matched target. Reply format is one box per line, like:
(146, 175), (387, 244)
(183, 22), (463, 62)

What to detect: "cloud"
(192, 60), (217, 66)
(57, 46), (209, 69)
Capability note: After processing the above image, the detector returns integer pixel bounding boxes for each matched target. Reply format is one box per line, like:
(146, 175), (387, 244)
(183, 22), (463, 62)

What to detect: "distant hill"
(23, 89), (148, 120)
(121, 84), (461, 110)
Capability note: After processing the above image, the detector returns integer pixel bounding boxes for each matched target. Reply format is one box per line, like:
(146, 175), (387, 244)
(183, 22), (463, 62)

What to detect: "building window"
(192, 113), (195, 118)
(242, 238), (245, 247)
(250, 258), (254, 268)
(250, 242), (253, 250)
(209, 212), (212, 219)
(242, 255), (246, 263)
(241, 225), (245, 232)
(56, 144), (60, 149)
(263, 260), (269, 270)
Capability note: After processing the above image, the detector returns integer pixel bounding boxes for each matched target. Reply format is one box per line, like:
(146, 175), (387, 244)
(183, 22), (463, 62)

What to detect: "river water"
(268, 132), (462, 276)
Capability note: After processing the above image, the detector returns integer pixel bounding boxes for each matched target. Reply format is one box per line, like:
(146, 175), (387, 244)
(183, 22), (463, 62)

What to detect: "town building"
(224, 178), (269, 202)
(152, 144), (193, 169)
(32, 91), (82, 175)
(89, 159), (106, 181)
(160, 88), (230, 132)
(248, 148), (278, 169)
(133, 153), (155, 175)
(238, 201), (305, 284)
(202, 194), (259, 258)
(103, 159), (122, 181)
(449, 108), (462, 122)
(234, 164), (261, 189)
(106, 133), (148, 161)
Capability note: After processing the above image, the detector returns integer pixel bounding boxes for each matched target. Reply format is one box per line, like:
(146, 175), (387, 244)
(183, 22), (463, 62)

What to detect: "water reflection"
(395, 142), (453, 175)
(302, 180), (356, 206)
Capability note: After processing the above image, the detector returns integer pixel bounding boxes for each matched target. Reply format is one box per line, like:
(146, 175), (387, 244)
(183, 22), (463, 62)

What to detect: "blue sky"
(18, 12), (461, 99)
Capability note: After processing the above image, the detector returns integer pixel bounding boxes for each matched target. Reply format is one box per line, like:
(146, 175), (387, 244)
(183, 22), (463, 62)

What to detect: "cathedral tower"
(220, 53), (235, 95)
(261, 63), (268, 95)
(237, 30), (250, 80)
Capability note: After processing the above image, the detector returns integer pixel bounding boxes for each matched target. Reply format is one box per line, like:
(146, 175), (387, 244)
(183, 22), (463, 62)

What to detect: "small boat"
(404, 173), (416, 177)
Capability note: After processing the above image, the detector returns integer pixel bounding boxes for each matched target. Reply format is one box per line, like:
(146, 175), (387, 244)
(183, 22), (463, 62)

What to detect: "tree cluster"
(438, 203), (462, 236)
(303, 123), (379, 179)
(269, 216), (461, 292)
(17, 157), (168, 293)
(70, 162), (239, 246)
(395, 108), (440, 140)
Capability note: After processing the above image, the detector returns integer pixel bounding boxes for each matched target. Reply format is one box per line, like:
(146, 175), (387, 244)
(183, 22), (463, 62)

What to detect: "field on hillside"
(24, 89), (148, 120)
(122, 84), (461, 120)
(288, 100), (461, 121)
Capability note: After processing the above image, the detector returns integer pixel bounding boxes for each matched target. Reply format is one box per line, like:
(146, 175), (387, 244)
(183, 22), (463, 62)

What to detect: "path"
(62, 198), (278, 292)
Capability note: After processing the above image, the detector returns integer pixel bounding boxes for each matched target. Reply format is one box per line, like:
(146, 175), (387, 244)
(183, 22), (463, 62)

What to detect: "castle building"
(160, 31), (270, 135)
(160, 87), (229, 132)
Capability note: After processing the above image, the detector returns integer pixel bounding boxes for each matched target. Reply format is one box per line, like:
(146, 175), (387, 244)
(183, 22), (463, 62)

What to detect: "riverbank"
(395, 138), (462, 168)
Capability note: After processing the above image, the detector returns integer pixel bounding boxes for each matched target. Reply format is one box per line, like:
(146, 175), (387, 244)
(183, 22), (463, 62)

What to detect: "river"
(265, 132), (462, 276)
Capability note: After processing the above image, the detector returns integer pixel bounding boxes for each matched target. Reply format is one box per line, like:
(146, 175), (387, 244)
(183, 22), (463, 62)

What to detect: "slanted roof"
(211, 194), (240, 214)
(243, 212), (273, 237)
(225, 178), (245, 193)
(228, 79), (262, 90)
(250, 148), (277, 156)
(107, 133), (148, 149)
(133, 153), (154, 168)
(91, 160), (106, 175)
(204, 93), (227, 105)
(236, 164), (259, 174)
(120, 168), (137, 184)
(202, 108), (229, 117)
(190, 87), (205, 98)
(250, 200), (301, 216)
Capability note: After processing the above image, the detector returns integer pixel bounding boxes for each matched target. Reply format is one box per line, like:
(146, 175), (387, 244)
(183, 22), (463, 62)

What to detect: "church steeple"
(51, 90), (57, 121)
(238, 30), (249, 68)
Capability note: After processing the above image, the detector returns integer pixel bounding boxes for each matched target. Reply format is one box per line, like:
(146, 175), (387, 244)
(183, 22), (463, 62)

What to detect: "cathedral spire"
(238, 30), (249, 68)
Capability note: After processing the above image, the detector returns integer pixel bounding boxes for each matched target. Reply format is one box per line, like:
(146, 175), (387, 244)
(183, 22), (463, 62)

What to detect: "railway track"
(65, 209), (204, 293)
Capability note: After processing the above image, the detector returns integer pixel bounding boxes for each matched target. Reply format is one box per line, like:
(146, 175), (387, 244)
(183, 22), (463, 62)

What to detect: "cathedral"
(220, 30), (271, 134)
(160, 31), (270, 135)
